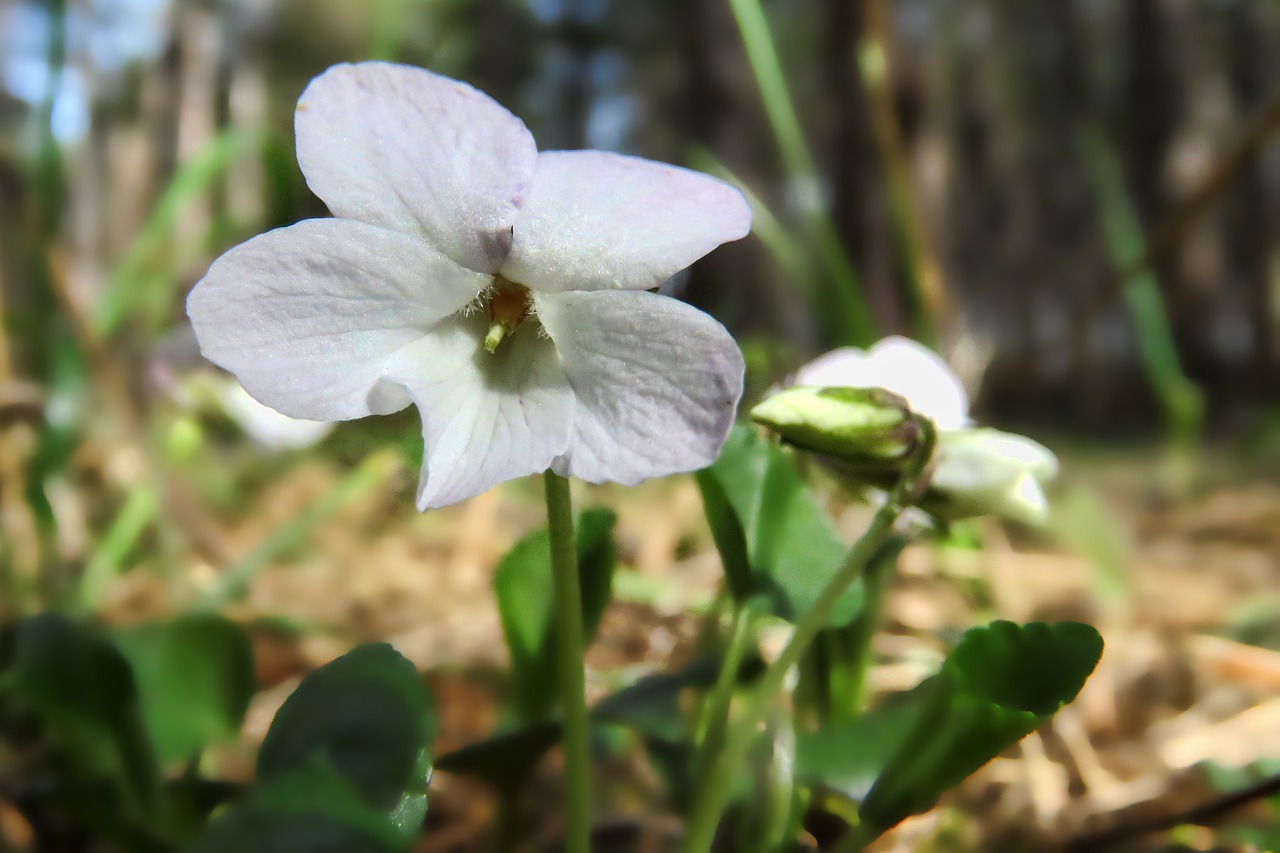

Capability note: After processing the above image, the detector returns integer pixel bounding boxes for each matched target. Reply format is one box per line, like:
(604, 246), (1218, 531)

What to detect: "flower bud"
(749, 386), (919, 465)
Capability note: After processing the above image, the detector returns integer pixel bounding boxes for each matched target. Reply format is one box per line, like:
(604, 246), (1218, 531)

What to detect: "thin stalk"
(544, 470), (590, 853)
(691, 149), (819, 305)
(836, 537), (900, 715)
(727, 0), (875, 344)
(196, 452), (393, 611)
(857, 0), (945, 346)
(1076, 125), (1204, 456)
(77, 485), (159, 612)
(681, 422), (936, 852)
(694, 597), (764, 788)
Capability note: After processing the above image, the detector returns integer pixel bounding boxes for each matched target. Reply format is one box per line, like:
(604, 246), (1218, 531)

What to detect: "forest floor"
(89, 444), (1280, 852)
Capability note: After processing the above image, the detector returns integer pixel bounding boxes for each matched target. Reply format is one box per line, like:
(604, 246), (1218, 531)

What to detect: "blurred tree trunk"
(1221, 1), (1277, 393)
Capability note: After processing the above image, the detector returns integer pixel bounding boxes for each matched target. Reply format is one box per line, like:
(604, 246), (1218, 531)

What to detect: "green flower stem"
(681, 421), (936, 852)
(694, 597), (765, 787)
(839, 537), (902, 717)
(544, 470), (590, 853)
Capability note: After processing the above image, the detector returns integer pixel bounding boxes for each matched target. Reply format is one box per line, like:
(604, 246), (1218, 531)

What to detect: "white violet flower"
(187, 62), (751, 509)
(792, 337), (970, 432)
(790, 337), (1058, 525)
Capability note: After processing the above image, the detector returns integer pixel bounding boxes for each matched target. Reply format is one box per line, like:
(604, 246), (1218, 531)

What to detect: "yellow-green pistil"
(483, 278), (532, 353)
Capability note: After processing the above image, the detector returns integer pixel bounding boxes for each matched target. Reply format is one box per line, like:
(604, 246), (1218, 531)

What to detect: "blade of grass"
(857, 0), (945, 347)
(727, 0), (875, 345)
(196, 452), (396, 611)
(77, 486), (160, 612)
(94, 129), (253, 338)
(691, 149), (818, 303)
(1076, 124), (1204, 451)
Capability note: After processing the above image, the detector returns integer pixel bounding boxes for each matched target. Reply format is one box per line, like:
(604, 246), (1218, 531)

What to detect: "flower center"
(483, 277), (532, 353)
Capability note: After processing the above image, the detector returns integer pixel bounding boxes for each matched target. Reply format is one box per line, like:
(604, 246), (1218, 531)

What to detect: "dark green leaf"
(859, 621), (1103, 833)
(795, 535), (908, 728)
(697, 424), (860, 625)
(7, 614), (157, 814)
(593, 657), (727, 742)
(191, 766), (407, 853)
(434, 657), (745, 792)
(794, 680), (934, 800)
(114, 615), (255, 765)
(494, 508), (617, 722)
(433, 722), (562, 792)
(256, 643), (436, 820)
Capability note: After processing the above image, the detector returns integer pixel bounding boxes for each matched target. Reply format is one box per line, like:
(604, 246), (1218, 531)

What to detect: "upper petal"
(383, 314), (575, 509)
(501, 150), (752, 293)
(794, 337), (969, 430)
(187, 218), (489, 421)
(535, 289), (744, 484)
(295, 62), (538, 273)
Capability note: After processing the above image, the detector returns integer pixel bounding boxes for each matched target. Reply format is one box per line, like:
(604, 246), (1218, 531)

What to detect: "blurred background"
(4, 0), (1280, 849)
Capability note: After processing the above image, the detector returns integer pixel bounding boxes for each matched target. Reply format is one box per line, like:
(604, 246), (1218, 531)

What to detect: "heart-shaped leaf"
(191, 766), (407, 853)
(7, 614), (157, 815)
(114, 614), (255, 765)
(858, 621), (1103, 834)
(697, 424), (860, 625)
(256, 643), (436, 833)
(494, 508), (617, 722)
(433, 722), (563, 793)
(795, 680), (933, 800)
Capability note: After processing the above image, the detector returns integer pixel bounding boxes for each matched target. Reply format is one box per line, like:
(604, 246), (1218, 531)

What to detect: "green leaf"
(191, 766), (407, 853)
(433, 722), (563, 793)
(858, 621), (1103, 834)
(256, 644), (436, 825)
(114, 615), (255, 765)
(697, 424), (860, 624)
(434, 657), (746, 792)
(794, 680), (933, 800)
(494, 508), (617, 722)
(7, 614), (158, 814)
(593, 657), (736, 742)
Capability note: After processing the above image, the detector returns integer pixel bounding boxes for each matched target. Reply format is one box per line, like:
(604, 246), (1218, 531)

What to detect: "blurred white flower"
(792, 336), (970, 431)
(928, 429), (1058, 526)
(215, 382), (334, 450)
(786, 337), (1057, 525)
(187, 62), (750, 509)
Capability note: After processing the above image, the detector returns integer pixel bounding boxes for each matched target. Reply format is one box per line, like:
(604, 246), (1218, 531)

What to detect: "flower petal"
(794, 337), (969, 430)
(925, 429), (1056, 525)
(383, 315), (574, 509)
(187, 218), (489, 421)
(502, 150), (751, 293)
(295, 62), (537, 273)
(932, 429), (1057, 493)
(534, 290), (744, 484)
